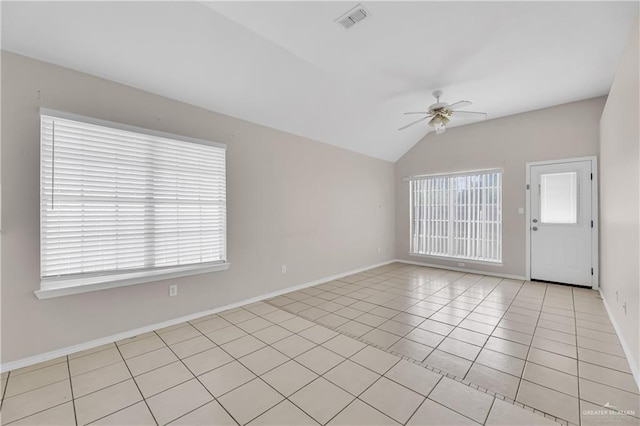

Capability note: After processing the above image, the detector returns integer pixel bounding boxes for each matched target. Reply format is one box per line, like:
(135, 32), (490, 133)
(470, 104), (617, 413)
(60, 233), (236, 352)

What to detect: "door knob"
(532, 219), (538, 223)
(532, 226), (538, 231)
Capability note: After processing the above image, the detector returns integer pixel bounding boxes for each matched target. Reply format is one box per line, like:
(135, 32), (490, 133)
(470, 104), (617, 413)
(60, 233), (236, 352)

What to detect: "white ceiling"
(2, 1), (637, 162)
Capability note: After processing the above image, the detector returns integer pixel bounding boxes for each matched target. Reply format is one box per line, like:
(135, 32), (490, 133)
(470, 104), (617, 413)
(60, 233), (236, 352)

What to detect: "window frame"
(408, 168), (503, 265)
(36, 109), (229, 299)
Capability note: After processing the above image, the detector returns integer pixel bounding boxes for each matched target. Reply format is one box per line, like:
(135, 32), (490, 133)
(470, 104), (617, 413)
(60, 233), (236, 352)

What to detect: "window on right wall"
(409, 169), (502, 263)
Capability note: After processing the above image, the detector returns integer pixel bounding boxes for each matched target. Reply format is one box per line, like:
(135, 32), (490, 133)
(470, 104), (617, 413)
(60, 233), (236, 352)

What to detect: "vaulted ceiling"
(2, 1), (637, 161)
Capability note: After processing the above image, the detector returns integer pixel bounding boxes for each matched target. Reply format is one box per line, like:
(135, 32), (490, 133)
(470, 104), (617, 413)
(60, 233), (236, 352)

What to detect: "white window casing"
(38, 109), (228, 298)
(410, 169), (502, 263)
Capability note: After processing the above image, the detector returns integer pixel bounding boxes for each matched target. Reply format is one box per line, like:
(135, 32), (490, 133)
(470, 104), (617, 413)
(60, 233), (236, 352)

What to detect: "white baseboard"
(1, 259), (396, 373)
(395, 258), (527, 281)
(599, 290), (640, 389)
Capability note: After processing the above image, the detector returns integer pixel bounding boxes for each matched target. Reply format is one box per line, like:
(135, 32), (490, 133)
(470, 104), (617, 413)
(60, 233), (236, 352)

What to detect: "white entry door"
(529, 159), (595, 287)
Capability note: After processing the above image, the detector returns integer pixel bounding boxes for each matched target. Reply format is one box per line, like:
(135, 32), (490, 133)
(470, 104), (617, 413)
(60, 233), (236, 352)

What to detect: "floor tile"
(182, 347), (234, 376)
(579, 361), (638, 393)
(220, 309), (257, 324)
(72, 361), (132, 398)
(350, 346), (399, 374)
(279, 317), (315, 333)
(578, 347), (632, 373)
(336, 320), (374, 337)
(4, 362), (69, 398)
(9, 401), (75, 426)
(491, 327), (533, 346)
(249, 400), (318, 425)
(476, 348), (525, 377)
(428, 377), (494, 424)
(117, 335), (166, 360)
(125, 347), (180, 377)
(389, 338), (433, 361)
(205, 325), (247, 346)
(324, 359), (380, 396)
(448, 327), (489, 347)
(407, 399), (479, 425)
(384, 359), (441, 396)
(486, 398), (557, 425)
(69, 347), (123, 376)
(290, 378), (354, 425)
(221, 335), (266, 358)
(327, 399), (399, 425)
(261, 360), (317, 396)
(424, 349), (473, 377)
(134, 361), (194, 398)
(517, 380), (579, 424)
(531, 336), (576, 359)
(418, 319), (456, 336)
(406, 327), (446, 347)
(361, 328), (402, 348)
(437, 337), (482, 361)
(579, 378), (640, 416)
(2, 381), (73, 424)
(146, 379), (213, 425)
(169, 336), (216, 359)
(527, 347), (577, 375)
(484, 336), (529, 359)
(192, 316), (232, 334)
(322, 334), (367, 358)
(75, 379), (142, 425)
(271, 334), (316, 358)
(262, 309), (296, 324)
(522, 361), (578, 397)
(235, 317), (273, 334)
(464, 363), (520, 399)
(198, 360), (256, 397)
(218, 378), (283, 425)
(91, 401), (156, 425)
(299, 325), (339, 344)
(295, 346), (344, 375)
(252, 325), (293, 345)
(239, 346), (289, 376)
(355, 313), (388, 327)
(157, 325), (202, 346)
(169, 400), (236, 425)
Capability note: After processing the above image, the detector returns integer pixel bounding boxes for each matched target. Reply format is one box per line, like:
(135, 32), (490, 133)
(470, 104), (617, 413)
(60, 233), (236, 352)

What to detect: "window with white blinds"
(40, 110), (227, 292)
(410, 169), (502, 263)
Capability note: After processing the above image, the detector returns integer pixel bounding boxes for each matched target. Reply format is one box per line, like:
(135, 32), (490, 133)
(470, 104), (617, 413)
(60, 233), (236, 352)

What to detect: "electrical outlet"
(281, 265), (287, 274)
(458, 262), (465, 267)
(169, 284), (178, 297)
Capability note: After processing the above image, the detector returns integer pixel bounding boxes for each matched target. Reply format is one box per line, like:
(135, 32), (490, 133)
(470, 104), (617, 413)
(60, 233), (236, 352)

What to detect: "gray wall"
(1, 52), (395, 363)
(599, 19), (639, 378)
(395, 97), (606, 277)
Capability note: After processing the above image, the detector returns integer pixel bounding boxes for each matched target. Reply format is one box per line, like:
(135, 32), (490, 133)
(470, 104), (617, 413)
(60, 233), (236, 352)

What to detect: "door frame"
(525, 156), (599, 289)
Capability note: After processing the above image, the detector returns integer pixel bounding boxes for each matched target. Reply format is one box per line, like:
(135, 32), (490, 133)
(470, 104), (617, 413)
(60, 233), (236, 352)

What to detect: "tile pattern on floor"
(0, 263), (637, 426)
(267, 263), (640, 426)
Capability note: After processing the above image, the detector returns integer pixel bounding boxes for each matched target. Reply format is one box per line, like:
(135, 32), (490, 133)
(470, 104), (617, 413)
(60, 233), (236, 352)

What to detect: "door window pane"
(540, 172), (577, 224)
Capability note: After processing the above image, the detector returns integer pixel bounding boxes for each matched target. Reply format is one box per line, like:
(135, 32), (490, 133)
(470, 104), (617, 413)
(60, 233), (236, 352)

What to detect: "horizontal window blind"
(410, 170), (502, 262)
(40, 112), (226, 287)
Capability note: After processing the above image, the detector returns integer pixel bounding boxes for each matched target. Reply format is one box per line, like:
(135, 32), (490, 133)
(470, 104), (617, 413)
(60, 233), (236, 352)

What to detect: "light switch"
(518, 207), (525, 215)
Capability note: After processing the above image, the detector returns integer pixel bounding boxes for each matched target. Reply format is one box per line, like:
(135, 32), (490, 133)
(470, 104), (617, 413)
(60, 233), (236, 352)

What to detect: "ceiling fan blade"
(398, 116), (428, 131)
(452, 111), (487, 119)
(403, 112), (430, 115)
(446, 101), (472, 110)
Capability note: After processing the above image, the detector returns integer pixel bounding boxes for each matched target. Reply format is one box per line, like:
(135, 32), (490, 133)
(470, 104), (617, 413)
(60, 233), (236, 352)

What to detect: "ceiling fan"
(399, 90), (487, 134)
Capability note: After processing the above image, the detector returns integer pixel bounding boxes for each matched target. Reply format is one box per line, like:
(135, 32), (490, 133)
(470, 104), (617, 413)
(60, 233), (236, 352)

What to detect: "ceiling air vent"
(336, 4), (370, 29)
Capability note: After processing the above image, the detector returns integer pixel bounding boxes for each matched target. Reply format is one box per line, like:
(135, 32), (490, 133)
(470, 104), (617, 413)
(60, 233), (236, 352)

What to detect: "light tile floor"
(0, 263), (637, 426)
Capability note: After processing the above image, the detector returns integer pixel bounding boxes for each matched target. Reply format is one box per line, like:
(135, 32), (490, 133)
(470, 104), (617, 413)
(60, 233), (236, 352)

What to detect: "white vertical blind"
(410, 169), (502, 262)
(40, 111), (227, 287)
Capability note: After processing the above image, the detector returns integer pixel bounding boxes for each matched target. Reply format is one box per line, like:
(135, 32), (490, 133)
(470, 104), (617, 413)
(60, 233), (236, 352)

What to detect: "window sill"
(35, 262), (230, 299)
(408, 253), (503, 267)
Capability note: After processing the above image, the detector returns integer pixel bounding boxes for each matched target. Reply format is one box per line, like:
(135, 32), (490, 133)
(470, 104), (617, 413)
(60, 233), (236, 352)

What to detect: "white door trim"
(525, 156), (599, 289)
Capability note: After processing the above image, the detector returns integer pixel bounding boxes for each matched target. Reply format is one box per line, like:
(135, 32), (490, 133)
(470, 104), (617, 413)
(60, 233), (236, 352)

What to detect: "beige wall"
(599, 19), (639, 378)
(395, 97), (606, 277)
(0, 52), (395, 364)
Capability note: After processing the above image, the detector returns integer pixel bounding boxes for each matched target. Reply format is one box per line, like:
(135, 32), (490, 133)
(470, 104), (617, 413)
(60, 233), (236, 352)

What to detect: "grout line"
(112, 342), (160, 426)
(65, 356), (79, 426)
